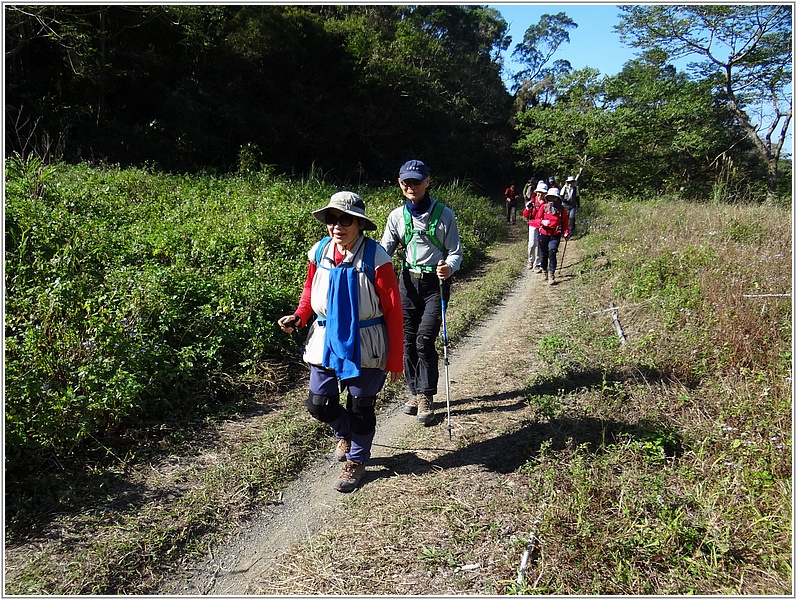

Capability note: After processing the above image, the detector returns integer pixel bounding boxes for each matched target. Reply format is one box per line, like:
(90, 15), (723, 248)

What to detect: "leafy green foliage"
(615, 4), (792, 201)
(511, 12), (577, 109)
(514, 56), (765, 198)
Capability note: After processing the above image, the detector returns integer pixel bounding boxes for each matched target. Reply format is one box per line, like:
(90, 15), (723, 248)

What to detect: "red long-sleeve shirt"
(533, 202), (570, 238)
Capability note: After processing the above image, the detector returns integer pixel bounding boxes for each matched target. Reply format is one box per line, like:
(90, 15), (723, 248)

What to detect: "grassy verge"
(515, 197), (792, 593)
(252, 196), (791, 595)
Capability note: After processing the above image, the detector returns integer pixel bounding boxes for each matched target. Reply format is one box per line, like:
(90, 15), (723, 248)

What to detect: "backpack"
(400, 200), (447, 272)
(403, 200), (446, 252)
(314, 235), (378, 286)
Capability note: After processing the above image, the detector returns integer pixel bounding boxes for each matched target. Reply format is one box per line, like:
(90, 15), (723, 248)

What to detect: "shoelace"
(342, 462), (361, 476)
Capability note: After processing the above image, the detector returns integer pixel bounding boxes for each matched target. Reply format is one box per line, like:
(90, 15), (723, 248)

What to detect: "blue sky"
(487, 3), (646, 84)
(488, 2), (792, 152)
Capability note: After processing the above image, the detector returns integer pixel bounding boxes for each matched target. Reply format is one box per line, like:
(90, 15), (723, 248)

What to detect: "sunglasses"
(400, 179), (424, 187)
(324, 212), (355, 227)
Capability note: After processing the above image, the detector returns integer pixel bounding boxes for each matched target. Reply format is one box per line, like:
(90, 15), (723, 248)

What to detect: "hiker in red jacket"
(504, 181), (520, 224)
(533, 187), (570, 285)
(522, 180), (548, 271)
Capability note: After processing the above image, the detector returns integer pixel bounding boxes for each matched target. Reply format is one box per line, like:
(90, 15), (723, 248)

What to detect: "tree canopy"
(5, 5), (515, 187)
(5, 5), (791, 200)
(615, 4), (792, 200)
(512, 7), (789, 200)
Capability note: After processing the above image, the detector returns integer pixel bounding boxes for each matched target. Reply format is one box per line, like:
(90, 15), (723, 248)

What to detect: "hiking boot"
(535, 265), (543, 273)
(333, 460), (366, 493)
(543, 270), (549, 281)
(527, 261), (533, 270)
(417, 393), (435, 425)
(549, 272), (556, 285)
(334, 438), (351, 462)
(403, 395), (419, 415)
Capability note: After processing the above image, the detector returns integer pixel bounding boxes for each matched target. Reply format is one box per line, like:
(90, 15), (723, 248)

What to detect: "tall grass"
(519, 196), (791, 594)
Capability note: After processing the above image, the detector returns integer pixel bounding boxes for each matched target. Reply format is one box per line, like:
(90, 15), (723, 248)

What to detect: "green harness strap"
(402, 200), (446, 272)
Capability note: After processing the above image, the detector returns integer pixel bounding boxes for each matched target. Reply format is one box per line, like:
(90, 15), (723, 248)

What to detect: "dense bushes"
(5, 160), (504, 472)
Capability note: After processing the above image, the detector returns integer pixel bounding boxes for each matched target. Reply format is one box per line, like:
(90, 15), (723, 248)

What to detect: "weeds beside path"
(164, 199), (794, 596)
(5, 223), (531, 595)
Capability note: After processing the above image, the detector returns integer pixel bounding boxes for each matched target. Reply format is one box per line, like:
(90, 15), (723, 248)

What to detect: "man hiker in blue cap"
(380, 160), (463, 426)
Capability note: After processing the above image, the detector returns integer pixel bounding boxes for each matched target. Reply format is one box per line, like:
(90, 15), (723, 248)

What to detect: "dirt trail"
(162, 235), (582, 595)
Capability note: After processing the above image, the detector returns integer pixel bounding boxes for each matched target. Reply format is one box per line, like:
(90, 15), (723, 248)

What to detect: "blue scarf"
(405, 192), (431, 219)
(321, 257), (361, 380)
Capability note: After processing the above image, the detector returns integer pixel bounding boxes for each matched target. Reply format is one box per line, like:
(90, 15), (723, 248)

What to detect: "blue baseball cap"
(398, 159), (429, 181)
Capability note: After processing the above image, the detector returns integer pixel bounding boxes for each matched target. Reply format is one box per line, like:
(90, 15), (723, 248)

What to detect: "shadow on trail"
(446, 389), (528, 415)
(5, 401), (284, 544)
(368, 413), (682, 486)
(366, 366), (686, 486)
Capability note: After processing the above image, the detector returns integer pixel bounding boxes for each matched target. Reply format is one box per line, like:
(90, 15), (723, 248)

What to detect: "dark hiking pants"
(538, 233), (561, 273)
(399, 270), (451, 396)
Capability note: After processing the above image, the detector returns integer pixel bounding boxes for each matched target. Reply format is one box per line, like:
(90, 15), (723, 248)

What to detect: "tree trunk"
(766, 161), (779, 205)
(96, 6), (108, 127)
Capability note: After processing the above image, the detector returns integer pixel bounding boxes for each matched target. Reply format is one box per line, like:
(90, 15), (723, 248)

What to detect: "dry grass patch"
(256, 469), (538, 595)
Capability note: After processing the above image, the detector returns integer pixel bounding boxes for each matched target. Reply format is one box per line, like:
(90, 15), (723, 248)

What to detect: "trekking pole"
(439, 277), (453, 440)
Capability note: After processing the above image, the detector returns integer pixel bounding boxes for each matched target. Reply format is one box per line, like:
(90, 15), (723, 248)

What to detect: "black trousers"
(506, 201), (517, 222)
(399, 270), (451, 396)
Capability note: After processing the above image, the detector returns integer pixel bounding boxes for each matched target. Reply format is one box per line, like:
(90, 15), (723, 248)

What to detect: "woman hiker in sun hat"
(277, 191), (403, 493)
(523, 179), (549, 271)
(533, 186), (570, 285)
(380, 159), (463, 427)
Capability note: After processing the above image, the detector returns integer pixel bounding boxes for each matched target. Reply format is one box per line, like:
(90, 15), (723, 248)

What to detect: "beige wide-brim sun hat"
(312, 191), (377, 231)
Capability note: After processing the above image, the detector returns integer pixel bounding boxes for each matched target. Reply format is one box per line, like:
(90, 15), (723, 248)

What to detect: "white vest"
(303, 235), (392, 371)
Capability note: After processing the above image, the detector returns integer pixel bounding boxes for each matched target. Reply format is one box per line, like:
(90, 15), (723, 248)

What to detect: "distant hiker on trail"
(533, 187), (570, 285)
(547, 175), (557, 190)
(561, 176), (580, 237)
(523, 180), (548, 271)
(277, 191), (403, 493)
(504, 181), (520, 224)
(380, 159), (463, 426)
(522, 177), (535, 205)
